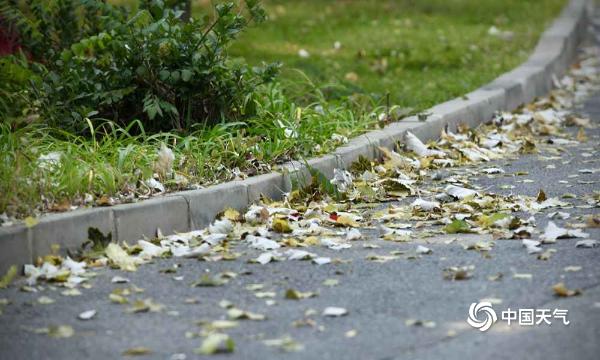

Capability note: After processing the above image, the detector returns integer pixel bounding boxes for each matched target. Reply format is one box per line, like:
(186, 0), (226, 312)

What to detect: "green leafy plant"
(40, 0), (279, 133)
(0, 0), (126, 62)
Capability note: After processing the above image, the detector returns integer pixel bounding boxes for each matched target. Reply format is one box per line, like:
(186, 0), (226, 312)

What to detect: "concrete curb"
(0, 0), (591, 273)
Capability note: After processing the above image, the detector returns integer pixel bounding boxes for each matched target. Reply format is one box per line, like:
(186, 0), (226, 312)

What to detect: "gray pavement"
(2, 39), (600, 360)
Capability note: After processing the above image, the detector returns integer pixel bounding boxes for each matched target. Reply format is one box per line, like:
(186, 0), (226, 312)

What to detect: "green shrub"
(0, 0), (126, 62)
(40, 0), (279, 133)
(0, 54), (44, 126)
(0, 0), (278, 134)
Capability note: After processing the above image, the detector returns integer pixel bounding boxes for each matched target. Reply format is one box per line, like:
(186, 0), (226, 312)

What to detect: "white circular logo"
(467, 302), (497, 332)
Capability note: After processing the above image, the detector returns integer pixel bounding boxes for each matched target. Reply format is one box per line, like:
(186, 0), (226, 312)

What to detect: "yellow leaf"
(223, 208), (241, 221)
(0, 265), (17, 288)
(335, 215), (359, 227)
(576, 127), (587, 142)
(105, 243), (139, 272)
(552, 282), (581, 297)
(122, 347), (152, 356)
(272, 218), (292, 233)
(24, 216), (38, 228)
(303, 236), (320, 246)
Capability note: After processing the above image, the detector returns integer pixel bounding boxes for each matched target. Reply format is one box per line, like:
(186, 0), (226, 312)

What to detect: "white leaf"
(533, 109), (562, 125)
(111, 276), (130, 283)
(416, 245), (432, 255)
(37, 152), (62, 170)
(62, 257), (86, 275)
(208, 219), (233, 235)
(459, 148), (489, 162)
(144, 178), (165, 193)
(312, 257), (331, 265)
(378, 224), (412, 237)
(202, 233), (227, 246)
(244, 205), (268, 225)
(330, 168), (353, 193)
(411, 198), (440, 211)
(322, 306), (348, 317)
(284, 249), (316, 260)
(575, 239), (598, 248)
(78, 309), (97, 320)
(171, 243), (211, 258)
(246, 235), (280, 251)
(138, 240), (167, 259)
(321, 238), (351, 250)
(346, 228), (362, 241)
(155, 143), (175, 175)
(481, 167), (504, 174)
(445, 185), (478, 200)
(540, 221), (589, 243)
(405, 131), (446, 158)
(256, 252), (274, 265)
(298, 49), (310, 58)
(522, 239), (542, 254)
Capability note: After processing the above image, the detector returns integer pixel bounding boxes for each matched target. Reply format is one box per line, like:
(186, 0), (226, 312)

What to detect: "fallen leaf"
(513, 273), (533, 280)
(263, 335), (304, 352)
(416, 245), (432, 255)
(444, 219), (472, 234)
(405, 319), (436, 328)
(285, 289), (317, 300)
(405, 131), (446, 157)
(334, 215), (360, 228)
(227, 308), (265, 321)
(443, 266), (473, 280)
(195, 333), (235, 355)
(323, 279), (339, 287)
(111, 276), (130, 283)
(197, 320), (239, 331)
(537, 248), (556, 261)
(61, 288), (82, 296)
(0, 265), (17, 288)
(122, 347), (152, 356)
(322, 306), (348, 317)
(366, 254), (399, 263)
(540, 221), (589, 243)
(313, 257), (331, 265)
(127, 298), (164, 313)
(24, 216), (39, 228)
(105, 243), (140, 271)
(445, 185), (478, 200)
(192, 274), (228, 287)
(346, 228), (362, 241)
(552, 282), (582, 297)
(345, 329), (358, 338)
(411, 198), (441, 211)
(77, 309), (97, 320)
(246, 235), (280, 251)
(48, 325), (74, 338)
(38, 296), (55, 304)
(272, 218), (292, 233)
(223, 208), (241, 222)
(575, 239), (598, 248)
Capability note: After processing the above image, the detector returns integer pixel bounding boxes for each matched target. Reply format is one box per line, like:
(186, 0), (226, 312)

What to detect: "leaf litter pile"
(3, 46), (600, 355)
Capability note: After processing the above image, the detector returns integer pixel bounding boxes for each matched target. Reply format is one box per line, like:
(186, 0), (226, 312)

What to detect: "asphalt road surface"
(1, 35), (600, 360)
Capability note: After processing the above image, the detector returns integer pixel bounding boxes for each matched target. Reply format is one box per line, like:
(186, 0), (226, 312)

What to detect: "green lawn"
(1, 0), (567, 219)
(211, 0), (566, 109)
